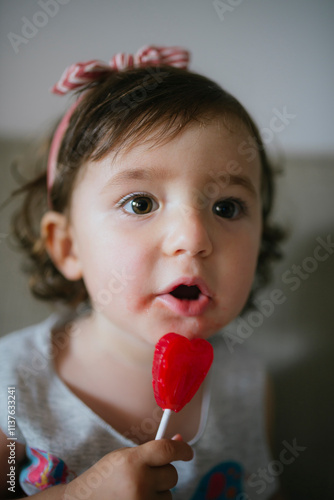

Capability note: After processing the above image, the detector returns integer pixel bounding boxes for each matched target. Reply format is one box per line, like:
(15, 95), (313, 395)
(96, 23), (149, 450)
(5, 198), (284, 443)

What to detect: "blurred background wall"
(0, 1), (333, 498)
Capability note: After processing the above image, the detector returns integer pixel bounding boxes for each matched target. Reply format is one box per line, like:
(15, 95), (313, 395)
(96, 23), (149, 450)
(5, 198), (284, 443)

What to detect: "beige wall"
(1, 138), (334, 498)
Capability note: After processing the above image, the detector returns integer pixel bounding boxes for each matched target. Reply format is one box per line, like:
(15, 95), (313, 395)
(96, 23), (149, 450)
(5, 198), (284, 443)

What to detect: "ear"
(41, 211), (83, 281)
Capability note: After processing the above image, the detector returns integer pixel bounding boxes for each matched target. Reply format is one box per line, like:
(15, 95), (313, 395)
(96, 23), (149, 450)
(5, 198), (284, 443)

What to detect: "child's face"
(68, 116), (262, 345)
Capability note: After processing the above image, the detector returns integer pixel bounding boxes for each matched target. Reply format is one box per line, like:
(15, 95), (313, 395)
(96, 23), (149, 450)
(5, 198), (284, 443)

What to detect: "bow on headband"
(52, 45), (190, 95)
(47, 45), (190, 203)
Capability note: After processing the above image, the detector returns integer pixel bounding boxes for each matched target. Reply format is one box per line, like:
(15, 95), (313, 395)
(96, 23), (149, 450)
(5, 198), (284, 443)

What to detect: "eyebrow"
(103, 167), (258, 197)
(227, 174), (258, 197)
(106, 166), (170, 186)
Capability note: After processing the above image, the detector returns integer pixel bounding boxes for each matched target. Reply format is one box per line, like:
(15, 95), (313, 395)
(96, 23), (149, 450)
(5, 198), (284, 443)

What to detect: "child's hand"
(64, 438), (193, 500)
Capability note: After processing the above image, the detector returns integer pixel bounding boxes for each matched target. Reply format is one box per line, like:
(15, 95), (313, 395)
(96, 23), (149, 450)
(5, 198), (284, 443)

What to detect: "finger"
(153, 464), (178, 492)
(138, 438), (193, 467)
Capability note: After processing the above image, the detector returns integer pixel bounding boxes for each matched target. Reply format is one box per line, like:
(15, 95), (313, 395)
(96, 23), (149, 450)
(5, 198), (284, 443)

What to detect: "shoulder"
(0, 427), (26, 497)
(0, 314), (61, 437)
(0, 315), (56, 373)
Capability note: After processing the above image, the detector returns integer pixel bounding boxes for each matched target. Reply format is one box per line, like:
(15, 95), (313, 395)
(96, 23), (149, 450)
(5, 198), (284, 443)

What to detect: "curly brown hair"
(10, 66), (284, 310)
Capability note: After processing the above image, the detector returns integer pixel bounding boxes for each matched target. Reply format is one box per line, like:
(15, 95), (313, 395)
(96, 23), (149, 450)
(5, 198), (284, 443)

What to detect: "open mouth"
(170, 285), (201, 301)
(156, 278), (211, 317)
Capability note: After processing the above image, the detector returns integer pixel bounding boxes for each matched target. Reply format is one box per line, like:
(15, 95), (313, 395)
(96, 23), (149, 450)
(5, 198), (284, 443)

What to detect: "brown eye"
(131, 197), (153, 214)
(213, 198), (246, 219)
(121, 195), (158, 215)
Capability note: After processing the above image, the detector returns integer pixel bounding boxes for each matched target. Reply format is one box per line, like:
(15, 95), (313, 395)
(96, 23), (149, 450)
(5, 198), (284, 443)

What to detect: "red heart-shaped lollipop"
(152, 333), (214, 413)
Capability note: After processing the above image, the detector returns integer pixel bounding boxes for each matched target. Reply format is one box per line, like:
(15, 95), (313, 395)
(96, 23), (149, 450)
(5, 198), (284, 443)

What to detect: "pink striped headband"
(47, 45), (190, 206)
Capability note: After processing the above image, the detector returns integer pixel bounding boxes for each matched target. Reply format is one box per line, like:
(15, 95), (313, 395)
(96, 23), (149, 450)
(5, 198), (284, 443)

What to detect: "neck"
(81, 310), (155, 370)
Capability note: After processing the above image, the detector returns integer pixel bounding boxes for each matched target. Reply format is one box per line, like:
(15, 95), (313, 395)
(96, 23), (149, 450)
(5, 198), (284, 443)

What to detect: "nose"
(162, 208), (213, 258)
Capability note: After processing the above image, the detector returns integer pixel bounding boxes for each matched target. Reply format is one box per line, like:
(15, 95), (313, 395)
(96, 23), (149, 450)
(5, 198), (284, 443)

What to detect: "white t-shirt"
(0, 314), (278, 499)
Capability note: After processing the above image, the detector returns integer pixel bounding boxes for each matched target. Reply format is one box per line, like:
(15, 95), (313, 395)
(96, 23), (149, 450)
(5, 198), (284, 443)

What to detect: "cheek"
(240, 230), (261, 280)
(223, 229), (261, 303)
(81, 231), (152, 305)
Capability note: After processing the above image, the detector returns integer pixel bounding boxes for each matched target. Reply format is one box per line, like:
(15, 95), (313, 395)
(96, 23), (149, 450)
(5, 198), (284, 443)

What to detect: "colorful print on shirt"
(20, 447), (76, 490)
(190, 461), (244, 499)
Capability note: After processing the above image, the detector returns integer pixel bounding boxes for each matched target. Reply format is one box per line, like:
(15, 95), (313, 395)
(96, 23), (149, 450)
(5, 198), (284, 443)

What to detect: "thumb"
(138, 438), (193, 467)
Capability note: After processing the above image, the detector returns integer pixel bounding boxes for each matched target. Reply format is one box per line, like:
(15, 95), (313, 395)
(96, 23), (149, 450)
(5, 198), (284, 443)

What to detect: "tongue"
(171, 285), (200, 300)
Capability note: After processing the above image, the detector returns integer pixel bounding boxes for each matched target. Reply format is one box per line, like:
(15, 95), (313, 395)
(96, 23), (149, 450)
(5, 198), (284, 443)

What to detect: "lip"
(156, 277), (212, 317)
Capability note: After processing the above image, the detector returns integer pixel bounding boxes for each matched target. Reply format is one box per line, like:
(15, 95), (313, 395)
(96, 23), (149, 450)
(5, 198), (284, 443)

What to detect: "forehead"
(70, 115), (263, 213)
(104, 115), (261, 181)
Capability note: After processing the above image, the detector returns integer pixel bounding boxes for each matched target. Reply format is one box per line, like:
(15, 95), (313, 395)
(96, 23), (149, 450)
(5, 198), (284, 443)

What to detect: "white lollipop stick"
(155, 409), (172, 440)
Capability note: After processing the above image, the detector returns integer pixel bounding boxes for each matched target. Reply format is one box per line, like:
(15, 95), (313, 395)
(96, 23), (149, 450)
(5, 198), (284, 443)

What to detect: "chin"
(159, 317), (220, 341)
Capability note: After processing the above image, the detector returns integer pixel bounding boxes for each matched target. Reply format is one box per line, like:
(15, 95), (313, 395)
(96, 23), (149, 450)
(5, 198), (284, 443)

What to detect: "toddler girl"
(0, 46), (284, 499)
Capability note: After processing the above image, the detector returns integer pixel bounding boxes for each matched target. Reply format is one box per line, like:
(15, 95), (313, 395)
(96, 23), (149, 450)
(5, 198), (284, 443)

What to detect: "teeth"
(170, 285), (200, 300)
